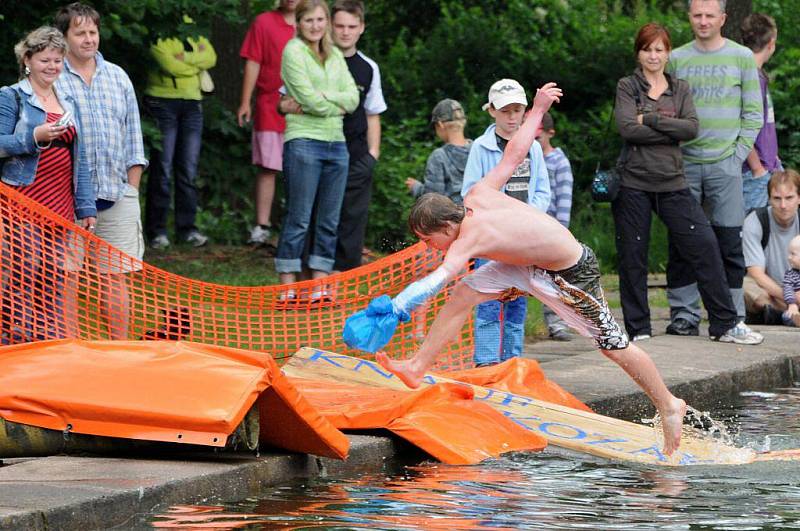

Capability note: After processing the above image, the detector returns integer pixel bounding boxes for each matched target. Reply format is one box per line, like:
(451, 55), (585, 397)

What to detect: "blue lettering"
(630, 445), (667, 461)
(586, 436), (629, 447)
(473, 388), (494, 401)
(352, 359), (395, 379)
(502, 412), (542, 431)
(539, 422), (587, 440)
(310, 350), (346, 368)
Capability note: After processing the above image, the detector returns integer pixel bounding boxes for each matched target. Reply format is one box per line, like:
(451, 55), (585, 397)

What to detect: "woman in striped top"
(0, 27), (96, 343)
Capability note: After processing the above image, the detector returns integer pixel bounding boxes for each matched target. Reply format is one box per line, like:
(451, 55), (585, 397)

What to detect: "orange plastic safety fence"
(0, 182), (474, 371)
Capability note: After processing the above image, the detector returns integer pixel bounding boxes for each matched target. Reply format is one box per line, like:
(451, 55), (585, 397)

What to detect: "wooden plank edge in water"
(284, 348), (767, 466)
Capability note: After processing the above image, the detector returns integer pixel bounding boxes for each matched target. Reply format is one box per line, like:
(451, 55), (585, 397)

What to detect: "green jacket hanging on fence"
(145, 36), (217, 101)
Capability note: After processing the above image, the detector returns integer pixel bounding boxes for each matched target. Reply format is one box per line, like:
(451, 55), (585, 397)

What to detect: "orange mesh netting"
(0, 182), (473, 370)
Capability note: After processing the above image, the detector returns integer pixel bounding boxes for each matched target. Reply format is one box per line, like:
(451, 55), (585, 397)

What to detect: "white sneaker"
(150, 234), (170, 250)
(632, 334), (651, 342)
(183, 230), (208, 247)
(248, 225), (271, 245)
(712, 322), (764, 345)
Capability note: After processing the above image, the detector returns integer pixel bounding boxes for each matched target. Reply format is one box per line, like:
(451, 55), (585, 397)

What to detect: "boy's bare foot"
(376, 352), (425, 389)
(660, 398), (687, 456)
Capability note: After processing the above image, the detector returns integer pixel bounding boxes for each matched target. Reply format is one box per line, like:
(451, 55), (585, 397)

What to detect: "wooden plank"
(284, 348), (762, 466)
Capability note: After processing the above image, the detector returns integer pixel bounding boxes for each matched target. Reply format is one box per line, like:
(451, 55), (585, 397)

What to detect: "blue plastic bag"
(342, 295), (410, 353)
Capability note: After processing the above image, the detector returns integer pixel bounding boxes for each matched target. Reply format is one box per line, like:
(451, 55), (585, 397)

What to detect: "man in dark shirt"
(330, 0), (387, 271)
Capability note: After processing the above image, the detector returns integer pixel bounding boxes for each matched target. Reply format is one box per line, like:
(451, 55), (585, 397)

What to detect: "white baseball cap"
(482, 79), (528, 111)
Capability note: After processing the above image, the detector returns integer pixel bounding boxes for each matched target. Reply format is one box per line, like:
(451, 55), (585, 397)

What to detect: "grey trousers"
(667, 154), (746, 324)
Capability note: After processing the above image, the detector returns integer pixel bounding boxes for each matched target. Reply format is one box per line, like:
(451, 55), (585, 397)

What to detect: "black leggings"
(611, 186), (736, 337)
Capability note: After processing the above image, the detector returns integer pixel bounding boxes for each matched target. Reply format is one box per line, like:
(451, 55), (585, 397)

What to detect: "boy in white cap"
(460, 79), (551, 367)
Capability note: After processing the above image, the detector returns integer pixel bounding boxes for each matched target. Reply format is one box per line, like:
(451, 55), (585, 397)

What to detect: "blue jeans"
(472, 258), (527, 365)
(143, 97), (203, 240)
(276, 139), (349, 274)
(742, 167), (781, 215)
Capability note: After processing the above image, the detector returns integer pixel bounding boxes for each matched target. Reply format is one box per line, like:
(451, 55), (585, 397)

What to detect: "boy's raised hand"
(532, 82), (562, 112)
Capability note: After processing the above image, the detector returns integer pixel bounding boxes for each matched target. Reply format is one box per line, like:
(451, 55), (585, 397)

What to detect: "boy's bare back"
(461, 181), (583, 271)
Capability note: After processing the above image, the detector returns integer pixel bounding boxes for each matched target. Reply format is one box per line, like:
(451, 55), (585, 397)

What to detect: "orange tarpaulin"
(0, 339), (348, 459)
(444, 357), (593, 413)
(291, 377), (547, 465)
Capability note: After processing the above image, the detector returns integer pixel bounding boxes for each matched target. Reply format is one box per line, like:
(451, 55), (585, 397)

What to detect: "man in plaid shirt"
(55, 3), (148, 340)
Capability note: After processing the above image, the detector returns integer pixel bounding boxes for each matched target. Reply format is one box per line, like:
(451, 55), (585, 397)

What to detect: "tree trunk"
(722, 0), (753, 44)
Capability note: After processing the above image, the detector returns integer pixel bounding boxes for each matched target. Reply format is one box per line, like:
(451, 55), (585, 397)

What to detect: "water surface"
(145, 386), (800, 530)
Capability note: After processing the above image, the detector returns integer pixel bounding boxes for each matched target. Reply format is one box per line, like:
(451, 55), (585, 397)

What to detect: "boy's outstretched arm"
(483, 82), (562, 191)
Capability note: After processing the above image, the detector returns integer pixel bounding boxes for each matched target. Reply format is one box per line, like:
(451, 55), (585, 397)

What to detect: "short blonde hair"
(14, 26), (66, 79)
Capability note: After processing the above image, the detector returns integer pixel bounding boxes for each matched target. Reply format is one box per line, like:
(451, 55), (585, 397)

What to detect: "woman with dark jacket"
(612, 23), (755, 344)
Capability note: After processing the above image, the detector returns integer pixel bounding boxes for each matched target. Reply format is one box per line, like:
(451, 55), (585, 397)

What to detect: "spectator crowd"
(0, 0), (798, 362)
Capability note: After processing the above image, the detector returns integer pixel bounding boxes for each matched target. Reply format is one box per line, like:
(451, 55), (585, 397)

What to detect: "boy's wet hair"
(408, 193), (465, 236)
(741, 13), (777, 53)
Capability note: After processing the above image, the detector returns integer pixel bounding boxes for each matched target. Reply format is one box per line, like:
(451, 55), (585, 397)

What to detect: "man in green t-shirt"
(665, 0), (763, 342)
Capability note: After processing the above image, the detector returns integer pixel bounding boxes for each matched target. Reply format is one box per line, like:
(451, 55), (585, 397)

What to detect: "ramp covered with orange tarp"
(284, 349), (595, 464)
(0, 339), (348, 459)
(291, 378), (547, 464)
(0, 339), (560, 464)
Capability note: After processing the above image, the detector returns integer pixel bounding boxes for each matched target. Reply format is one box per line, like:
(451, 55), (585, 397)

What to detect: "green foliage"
(190, 98), (256, 244)
(368, 116), (429, 252)
(0, 1), (241, 85)
(753, 0), (800, 172)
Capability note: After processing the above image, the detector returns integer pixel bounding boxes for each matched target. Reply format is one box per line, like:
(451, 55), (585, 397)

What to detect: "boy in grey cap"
(405, 99), (472, 205)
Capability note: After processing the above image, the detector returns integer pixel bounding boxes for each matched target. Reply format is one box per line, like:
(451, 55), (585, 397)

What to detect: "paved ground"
(1, 281), (798, 529)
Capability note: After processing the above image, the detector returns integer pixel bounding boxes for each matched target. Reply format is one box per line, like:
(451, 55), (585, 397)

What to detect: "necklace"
(33, 87), (55, 102)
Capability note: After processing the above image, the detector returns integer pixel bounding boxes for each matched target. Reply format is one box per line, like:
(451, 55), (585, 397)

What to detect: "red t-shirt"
(240, 10), (295, 132)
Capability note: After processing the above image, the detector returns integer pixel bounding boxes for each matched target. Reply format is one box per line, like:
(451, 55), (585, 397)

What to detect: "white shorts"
(464, 251), (628, 350)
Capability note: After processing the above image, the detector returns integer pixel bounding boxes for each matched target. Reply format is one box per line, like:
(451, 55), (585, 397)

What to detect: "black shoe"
(665, 317), (699, 336)
(763, 305), (784, 325)
(745, 310), (765, 325)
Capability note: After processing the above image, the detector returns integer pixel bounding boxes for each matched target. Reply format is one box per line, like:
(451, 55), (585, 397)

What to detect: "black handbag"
(590, 164), (621, 202)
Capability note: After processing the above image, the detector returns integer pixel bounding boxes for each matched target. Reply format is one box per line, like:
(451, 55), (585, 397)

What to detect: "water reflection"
(148, 386), (800, 530)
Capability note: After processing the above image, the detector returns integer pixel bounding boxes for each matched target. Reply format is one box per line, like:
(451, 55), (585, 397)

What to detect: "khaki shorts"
(90, 184), (144, 274)
(743, 275), (784, 312)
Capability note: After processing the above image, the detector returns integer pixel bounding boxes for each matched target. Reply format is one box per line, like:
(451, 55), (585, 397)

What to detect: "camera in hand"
(54, 111), (73, 127)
